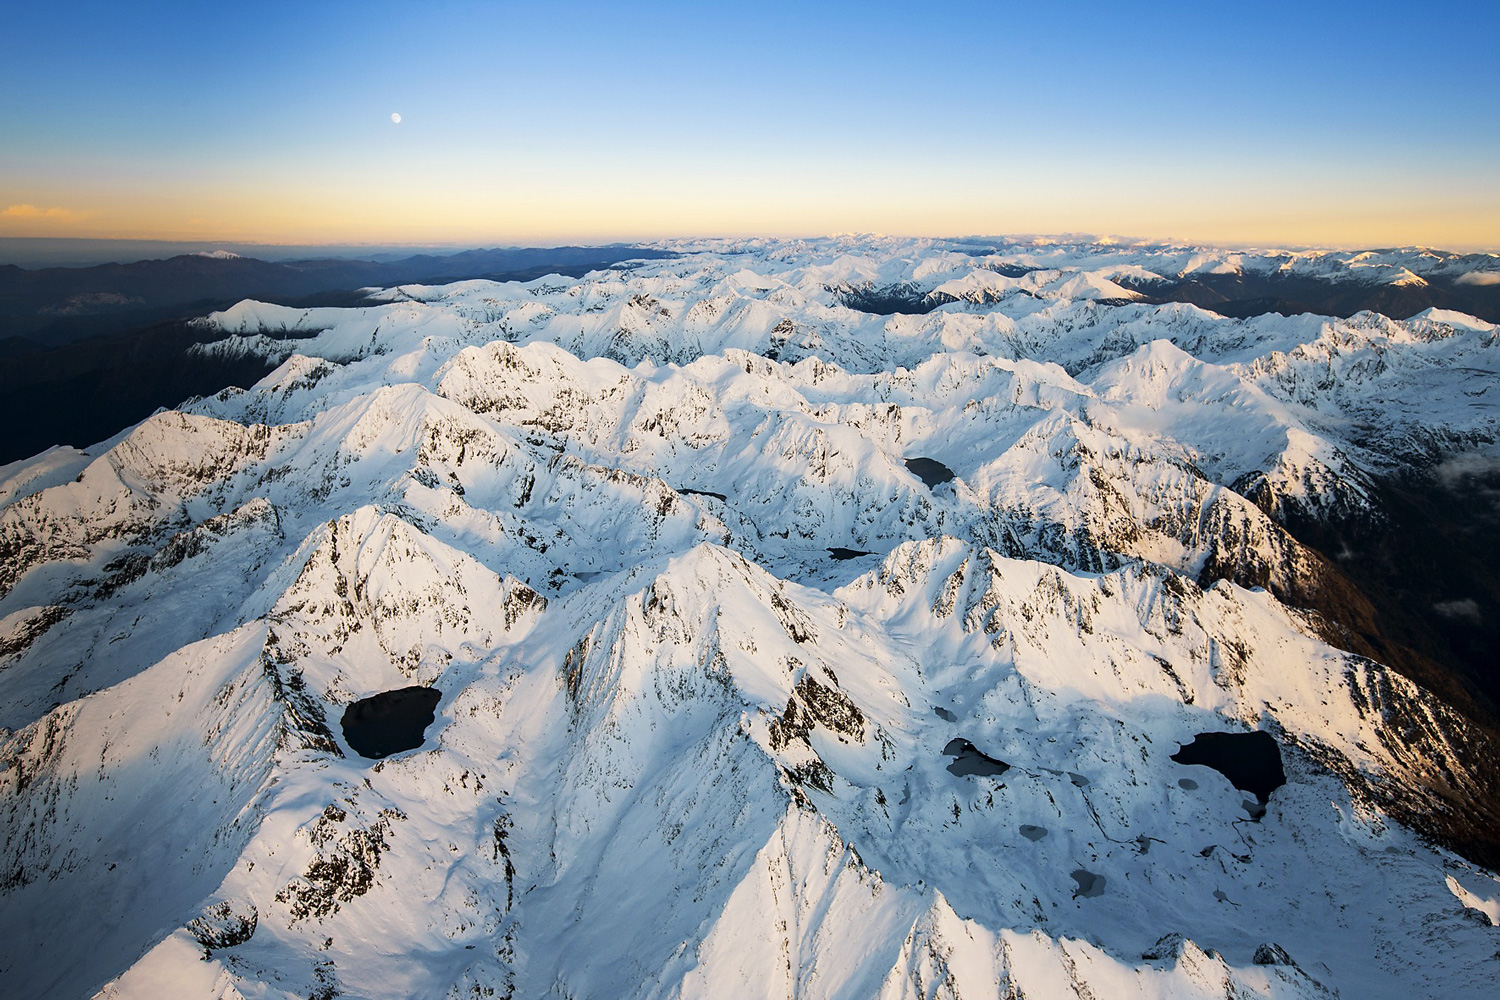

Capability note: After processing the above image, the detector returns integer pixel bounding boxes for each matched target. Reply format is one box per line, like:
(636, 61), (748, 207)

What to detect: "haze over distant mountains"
(0, 238), (487, 269)
(0, 244), (676, 465)
(0, 243), (677, 348)
(3, 237), (1499, 471)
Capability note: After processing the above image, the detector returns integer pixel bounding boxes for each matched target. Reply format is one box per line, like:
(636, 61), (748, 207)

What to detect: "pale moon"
(391, 112), (402, 124)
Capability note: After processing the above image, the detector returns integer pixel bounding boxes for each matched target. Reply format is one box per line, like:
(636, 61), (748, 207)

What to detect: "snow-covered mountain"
(2, 236), (1498, 999)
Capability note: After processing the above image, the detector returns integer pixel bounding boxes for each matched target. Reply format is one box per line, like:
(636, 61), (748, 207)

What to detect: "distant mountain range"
(0, 238), (485, 268)
(0, 245), (677, 349)
(828, 240), (1500, 324)
(0, 246), (675, 464)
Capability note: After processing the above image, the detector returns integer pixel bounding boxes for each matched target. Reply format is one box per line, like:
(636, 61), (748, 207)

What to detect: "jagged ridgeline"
(2, 236), (1500, 999)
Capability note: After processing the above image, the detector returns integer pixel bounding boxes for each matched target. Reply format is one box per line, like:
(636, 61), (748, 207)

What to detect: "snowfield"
(2, 236), (1498, 999)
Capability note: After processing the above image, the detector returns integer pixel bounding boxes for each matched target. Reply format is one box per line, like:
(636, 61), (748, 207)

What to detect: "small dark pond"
(1071, 868), (1106, 897)
(1171, 731), (1286, 805)
(905, 457), (955, 489)
(932, 705), (957, 722)
(341, 686), (442, 760)
(679, 487), (727, 502)
(1020, 824), (1048, 841)
(828, 547), (875, 560)
(944, 737), (1010, 777)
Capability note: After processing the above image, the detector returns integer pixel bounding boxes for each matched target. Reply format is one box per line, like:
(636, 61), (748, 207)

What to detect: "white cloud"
(1433, 598), (1482, 623)
(1454, 271), (1500, 287)
(1434, 451), (1500, 487)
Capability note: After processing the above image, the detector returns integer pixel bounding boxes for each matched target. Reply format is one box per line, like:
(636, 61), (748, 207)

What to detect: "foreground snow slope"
(2, 237), (1498, 999)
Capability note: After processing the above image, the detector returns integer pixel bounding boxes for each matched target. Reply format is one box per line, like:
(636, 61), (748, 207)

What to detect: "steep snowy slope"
(2, 237), (1498, 999)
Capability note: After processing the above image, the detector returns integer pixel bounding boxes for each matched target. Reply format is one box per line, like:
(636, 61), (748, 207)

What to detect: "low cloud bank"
(1455, 271), (1500, 287)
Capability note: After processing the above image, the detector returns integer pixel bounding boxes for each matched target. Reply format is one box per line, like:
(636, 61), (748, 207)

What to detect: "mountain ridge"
(2, 236), (1498, 999)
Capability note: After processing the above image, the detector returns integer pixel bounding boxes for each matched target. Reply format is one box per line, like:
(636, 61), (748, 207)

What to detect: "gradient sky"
(3, 0), (1498, 249)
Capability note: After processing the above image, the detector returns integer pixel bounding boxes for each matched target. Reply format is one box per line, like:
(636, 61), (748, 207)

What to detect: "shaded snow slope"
(3, 237), (1498, 999)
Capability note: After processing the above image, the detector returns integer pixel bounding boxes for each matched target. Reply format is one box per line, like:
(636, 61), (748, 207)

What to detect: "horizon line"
(3, 233), (1498, 256)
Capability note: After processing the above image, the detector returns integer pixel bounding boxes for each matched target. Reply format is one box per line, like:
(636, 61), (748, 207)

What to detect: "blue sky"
(3, 0), (1497, 247)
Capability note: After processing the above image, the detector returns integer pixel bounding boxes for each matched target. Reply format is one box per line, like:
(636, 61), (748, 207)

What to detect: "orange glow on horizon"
(3, 191), (1496, 254)
(5, 150), (1499, 252)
